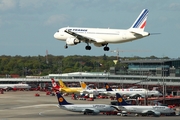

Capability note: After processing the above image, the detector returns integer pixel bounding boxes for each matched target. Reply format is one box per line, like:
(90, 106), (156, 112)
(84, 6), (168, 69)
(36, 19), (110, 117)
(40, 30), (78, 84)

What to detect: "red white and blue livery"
(54, 9), (150, 51)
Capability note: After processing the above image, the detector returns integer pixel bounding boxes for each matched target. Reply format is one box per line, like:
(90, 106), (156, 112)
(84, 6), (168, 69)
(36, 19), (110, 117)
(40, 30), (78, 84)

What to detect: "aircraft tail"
(130, 9), (149, 31)
(59, 80), (67, 89)
(56, 92), (72, 105)
(116, 93), (131, 106)
(51, 78), (60, 91)
(79, 81), (88, 89)
(105, 83), (113, 91)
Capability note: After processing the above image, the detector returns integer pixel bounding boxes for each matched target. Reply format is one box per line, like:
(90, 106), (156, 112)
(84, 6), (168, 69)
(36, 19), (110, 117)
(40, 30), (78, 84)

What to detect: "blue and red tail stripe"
(131, 9), (149, 29)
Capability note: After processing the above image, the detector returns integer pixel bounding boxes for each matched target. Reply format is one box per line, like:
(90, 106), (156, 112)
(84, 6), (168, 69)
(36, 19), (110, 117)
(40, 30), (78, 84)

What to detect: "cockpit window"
(57, 30), (59, 32)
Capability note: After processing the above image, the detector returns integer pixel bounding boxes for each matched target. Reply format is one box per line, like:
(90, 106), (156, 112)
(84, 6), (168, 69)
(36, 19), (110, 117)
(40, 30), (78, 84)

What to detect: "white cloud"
(169, 2), (180, 10)
(18, 0), (44, 9)
(44, 15), (68, 26)
(0, 0), (15, 11)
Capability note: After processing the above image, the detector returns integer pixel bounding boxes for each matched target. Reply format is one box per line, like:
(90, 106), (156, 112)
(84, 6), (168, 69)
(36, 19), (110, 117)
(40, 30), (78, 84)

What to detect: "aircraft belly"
(102, 35), (136, 43)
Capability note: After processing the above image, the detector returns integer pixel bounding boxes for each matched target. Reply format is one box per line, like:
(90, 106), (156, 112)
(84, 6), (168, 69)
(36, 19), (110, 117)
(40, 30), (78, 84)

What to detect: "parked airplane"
(0, 83), (31, 91)
(79, 81), (106, 95)
(56, 92), (118, 114)
(103, 83), (162, 98)
(116, 93), (175, 117)
(50, 78), (60, 91)
(54, 9), (150, 51)
(59, 80), (87, 93)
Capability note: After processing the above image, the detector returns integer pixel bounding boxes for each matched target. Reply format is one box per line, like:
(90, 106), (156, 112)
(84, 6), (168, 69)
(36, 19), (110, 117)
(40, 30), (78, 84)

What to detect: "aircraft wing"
(64, 29), (105, 43)
(80, 90), (90, 94)
(142, 110), (161, 116)
(0, 86), (13, 91)
(129, 93), (144, 98)
(82, 108), (100, 114)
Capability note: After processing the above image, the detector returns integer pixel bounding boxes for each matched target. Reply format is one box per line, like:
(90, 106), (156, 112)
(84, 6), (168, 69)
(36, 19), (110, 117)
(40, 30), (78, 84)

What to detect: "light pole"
(162, 62), (166, 105)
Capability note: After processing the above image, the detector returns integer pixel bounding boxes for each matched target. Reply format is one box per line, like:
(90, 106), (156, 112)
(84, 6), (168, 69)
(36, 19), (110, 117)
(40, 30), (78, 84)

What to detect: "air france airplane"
(54, 9), (150, 51)
(56, 92), (118, 115)
(103, 83), (162, 98)
(116, 93), (175, 117)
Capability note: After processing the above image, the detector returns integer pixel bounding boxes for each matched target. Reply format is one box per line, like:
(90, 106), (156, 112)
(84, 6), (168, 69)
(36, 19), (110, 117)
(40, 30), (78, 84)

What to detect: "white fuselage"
(81, 88), (106, 95)
(103, 88), (162, 97)
(54, 27), (149, 44)
(0, 83), (31, 89)
(59, 104), (115, 113)
(119, 105), (175, 114)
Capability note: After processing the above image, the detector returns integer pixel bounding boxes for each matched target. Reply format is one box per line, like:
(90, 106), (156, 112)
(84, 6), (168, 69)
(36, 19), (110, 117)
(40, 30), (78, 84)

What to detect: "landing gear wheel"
(85, 46), (91, 50)
(64, 45), (68, 49)
(103, 46), (109, 51)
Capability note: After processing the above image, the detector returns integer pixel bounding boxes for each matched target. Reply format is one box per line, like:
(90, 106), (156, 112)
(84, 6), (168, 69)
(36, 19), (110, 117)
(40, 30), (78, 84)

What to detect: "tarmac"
(0, 91), (180, 120)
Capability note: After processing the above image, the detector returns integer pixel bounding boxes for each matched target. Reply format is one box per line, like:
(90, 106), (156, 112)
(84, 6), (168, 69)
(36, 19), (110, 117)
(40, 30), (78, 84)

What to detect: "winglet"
(56, 92), (72, 105)
(116, 93), (130, 106)
(105, 83), (113, 91)
(130, 9), (149, 31)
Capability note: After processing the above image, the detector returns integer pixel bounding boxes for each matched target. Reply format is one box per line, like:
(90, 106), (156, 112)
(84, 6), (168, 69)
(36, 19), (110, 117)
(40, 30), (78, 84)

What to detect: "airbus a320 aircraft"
(79, 81), (106, 95)
(59, 80), (87, 93)
(56, 92), (118, 115)
(116, 93), (175, 117)
(102, 83), (162, 98)
(54, 9), (150, 51)
(0, 83), (31, 91)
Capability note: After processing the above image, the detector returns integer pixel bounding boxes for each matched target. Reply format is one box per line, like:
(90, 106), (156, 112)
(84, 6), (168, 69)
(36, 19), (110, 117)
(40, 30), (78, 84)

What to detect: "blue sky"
(0, 0), (180, 58)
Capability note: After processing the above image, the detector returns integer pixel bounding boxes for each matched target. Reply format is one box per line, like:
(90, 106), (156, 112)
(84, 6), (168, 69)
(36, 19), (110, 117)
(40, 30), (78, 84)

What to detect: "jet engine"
(153, 111), (161, 117)
(66, 38), (80, 45)
(92, 109), (100, 114)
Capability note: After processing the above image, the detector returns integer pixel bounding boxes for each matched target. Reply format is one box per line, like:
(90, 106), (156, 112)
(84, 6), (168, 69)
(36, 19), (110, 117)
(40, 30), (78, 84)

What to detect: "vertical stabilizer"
(59, 80), (67, 89)
(116, 93), (131, 106)
(105, 83), (113, 91)
(51, 78), (60, 91)
(56, 92), (72, 105)
(80, 81), (88, 89)
(130, 9), (149, 31)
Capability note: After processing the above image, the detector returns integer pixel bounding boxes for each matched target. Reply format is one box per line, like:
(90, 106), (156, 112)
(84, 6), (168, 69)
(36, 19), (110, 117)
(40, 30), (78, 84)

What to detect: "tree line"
(0, 54), (167, 77)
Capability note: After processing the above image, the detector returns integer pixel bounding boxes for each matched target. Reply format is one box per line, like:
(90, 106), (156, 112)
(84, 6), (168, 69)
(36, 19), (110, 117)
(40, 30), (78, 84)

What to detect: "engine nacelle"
(66, 38), (80, 46)
(92, 109), (100, 114)
(153, 111), (161, 117)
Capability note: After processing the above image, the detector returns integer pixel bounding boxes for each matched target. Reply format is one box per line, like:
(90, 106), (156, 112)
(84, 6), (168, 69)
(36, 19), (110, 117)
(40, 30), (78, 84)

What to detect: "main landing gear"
(64, 44), (109, 51)
(85, 45), (109, 51)
(85, 45), (91, 50)
(103, 46), (109, 51)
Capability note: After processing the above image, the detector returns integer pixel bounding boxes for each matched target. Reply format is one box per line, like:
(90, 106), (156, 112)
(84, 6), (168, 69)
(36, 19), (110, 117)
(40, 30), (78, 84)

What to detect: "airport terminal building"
(110, 58), (180, 77)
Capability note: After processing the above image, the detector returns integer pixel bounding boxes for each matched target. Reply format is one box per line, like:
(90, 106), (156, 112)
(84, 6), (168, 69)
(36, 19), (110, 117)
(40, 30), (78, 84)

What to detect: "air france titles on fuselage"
(67, 28), (87, 32)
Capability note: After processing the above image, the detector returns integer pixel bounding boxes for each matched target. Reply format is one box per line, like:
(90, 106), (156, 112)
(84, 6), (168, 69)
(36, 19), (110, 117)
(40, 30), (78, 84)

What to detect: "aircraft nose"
(54, 32), (59, 39)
